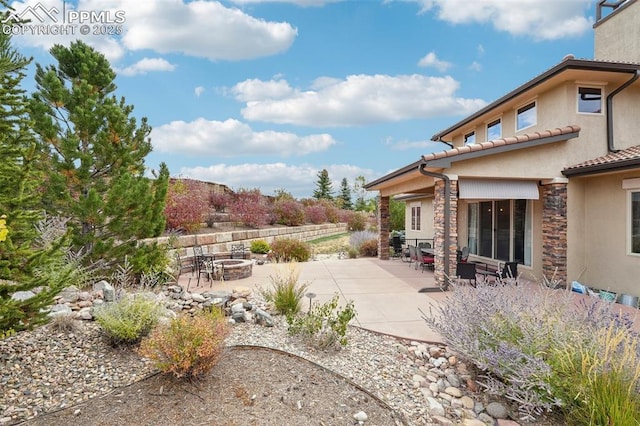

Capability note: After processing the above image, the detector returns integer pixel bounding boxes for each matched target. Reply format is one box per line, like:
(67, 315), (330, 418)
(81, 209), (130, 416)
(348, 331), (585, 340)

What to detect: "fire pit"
(211, 259), (253, 280)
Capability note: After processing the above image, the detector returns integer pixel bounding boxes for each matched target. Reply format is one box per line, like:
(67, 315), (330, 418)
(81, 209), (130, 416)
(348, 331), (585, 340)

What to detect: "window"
(411, 205), (421, 231)
(487, 119), (502, 141)
(516, 102), (536, 131)
(631, 191), (640, 254)
(578, 87), (602, 114)
(464, 131), (476, 145)
(467, 199), (532, 266)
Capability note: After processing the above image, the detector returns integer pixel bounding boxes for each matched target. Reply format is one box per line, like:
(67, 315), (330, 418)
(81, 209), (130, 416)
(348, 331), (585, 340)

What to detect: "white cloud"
(469, 61), (482, 72)
(195, 86), (205, 97)
(180, 162), (375, 199)
(384, 136), (440, 151)
(118, 57), (176, 76)
(7, 0), (297, 62)
(230, 0), (344, 6)
(411, 0), (593, 40)
(113, 0), (298, 61)
(229, 79), (295, 102)
(151, 118), (336, 156)
(235, 74), (487, 127)
(417, 51), (452, 72)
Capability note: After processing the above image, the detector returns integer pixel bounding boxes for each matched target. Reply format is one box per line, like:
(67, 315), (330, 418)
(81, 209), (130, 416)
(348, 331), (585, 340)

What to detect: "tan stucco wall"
(404, 197), (434, 242)
(570, 172), (640, 296)
(595, 0), (640, 63)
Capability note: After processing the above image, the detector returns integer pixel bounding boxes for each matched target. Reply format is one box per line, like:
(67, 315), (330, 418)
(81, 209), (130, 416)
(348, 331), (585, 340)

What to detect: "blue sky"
(6, 0), (599, 198)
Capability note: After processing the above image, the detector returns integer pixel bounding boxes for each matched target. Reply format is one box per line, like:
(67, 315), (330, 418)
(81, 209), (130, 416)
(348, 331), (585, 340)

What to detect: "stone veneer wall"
(433, 179), (458, 286)
(378, 196), (390, 260)
(542, 183), (568, 284)
(141, 223), (348, 257)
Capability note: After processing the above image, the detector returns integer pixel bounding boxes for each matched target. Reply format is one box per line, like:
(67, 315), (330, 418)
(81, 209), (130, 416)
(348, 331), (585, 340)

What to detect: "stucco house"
(365, 0), (640, 297)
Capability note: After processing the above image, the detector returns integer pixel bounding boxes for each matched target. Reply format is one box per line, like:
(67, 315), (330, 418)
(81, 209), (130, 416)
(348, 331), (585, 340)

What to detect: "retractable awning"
(458, 179), (539, 200)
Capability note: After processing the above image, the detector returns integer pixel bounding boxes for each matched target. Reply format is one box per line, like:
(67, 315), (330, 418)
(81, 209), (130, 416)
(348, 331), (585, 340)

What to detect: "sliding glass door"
(467, 199), (531, 266)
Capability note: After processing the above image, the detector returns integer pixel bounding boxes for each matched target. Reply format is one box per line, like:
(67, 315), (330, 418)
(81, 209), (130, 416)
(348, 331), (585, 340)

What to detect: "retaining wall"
(141, 223), (348, 257)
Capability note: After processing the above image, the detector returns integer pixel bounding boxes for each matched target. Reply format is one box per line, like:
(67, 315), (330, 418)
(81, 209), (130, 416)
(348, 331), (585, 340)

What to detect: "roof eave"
(425, 130), (580, 168)
(431, 59), (640, 142)
(364, 159), (423, 190)
(562, 158), (640, 177)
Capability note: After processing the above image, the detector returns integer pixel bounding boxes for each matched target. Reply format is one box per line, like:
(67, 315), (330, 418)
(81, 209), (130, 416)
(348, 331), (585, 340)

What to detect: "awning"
(458, 179), (539, 200)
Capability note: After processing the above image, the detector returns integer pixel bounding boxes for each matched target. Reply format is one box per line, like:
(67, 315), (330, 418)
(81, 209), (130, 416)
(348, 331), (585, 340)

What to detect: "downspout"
(418, 162), (450, 290)
(606, 70), (639, 153)
(435, 137), (453, 149)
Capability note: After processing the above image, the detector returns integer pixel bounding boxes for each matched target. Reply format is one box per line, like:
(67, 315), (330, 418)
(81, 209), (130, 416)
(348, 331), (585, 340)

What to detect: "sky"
(4, 0), (601, 199)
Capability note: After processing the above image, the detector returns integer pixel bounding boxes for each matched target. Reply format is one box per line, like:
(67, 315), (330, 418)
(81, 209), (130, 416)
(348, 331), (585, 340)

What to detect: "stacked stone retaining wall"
(141, 223), (348, 258)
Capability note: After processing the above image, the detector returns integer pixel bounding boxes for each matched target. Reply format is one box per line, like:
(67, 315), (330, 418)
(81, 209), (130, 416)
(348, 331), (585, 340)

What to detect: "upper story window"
(487, 119), (502, 141)
(464, 131), (476, 145)
(516, 101), (537, 131)
(578, 87), (602, 114)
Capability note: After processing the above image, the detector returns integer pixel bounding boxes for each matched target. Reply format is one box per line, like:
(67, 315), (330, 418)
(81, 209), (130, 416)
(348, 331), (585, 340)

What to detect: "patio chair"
(173, 252), (193, 279)
(421, 252), (435, 272)
(231, 243), (246, 259)
(457, 246), (469, 262)
(455, 262), (477, 287)
(477, 261), (518, 284)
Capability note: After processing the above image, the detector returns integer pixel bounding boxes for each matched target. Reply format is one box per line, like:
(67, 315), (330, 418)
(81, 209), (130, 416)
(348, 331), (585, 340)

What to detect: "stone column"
(541, 182), (568, 285)
(378, 195), (390, 260)
(433, 179), (458, 286)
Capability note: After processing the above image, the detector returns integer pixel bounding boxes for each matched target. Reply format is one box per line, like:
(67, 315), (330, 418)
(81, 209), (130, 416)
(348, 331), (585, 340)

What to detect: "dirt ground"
(23, 346), (404, 426)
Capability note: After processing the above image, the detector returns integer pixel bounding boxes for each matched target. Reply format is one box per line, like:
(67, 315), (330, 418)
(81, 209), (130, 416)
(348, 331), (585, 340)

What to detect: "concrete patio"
(177, 256), (447, 342)
(177, 255), (640, 343)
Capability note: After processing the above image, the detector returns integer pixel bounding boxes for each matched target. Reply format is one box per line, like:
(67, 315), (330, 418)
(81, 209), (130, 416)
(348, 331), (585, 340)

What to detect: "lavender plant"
(348, 230), (377, 251)
(422, 276), (640, 422)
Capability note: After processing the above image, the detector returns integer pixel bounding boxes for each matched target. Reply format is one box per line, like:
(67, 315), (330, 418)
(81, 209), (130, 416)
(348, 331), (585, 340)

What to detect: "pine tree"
(28, 41), (169, 275)
(353, 175), (369, 211)
(338, 177), (352, 210)
(312, 169), (334, 200)
(0, 30), (73, 332)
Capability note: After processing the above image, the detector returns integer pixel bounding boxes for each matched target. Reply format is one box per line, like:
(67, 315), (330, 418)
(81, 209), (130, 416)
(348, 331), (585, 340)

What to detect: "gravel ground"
(0, 315), (480, 425)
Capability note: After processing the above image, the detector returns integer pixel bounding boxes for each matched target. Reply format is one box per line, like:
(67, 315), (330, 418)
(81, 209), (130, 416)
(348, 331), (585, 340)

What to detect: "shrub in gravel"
(259, 263), (309, 316)
(48, 314), (79, 333)
(422, 277), (640, 422)
(287, 294), (357, 349)
(358, 239), (378, 257)
(138, 308), (230, 379)
(269, 238), (311, 262)
(94, 295), (162, 346)
(250, 239), (271, 254)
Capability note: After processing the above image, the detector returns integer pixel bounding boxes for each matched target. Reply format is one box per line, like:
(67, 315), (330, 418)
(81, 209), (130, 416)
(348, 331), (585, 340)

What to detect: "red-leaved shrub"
(273, 199), (306, 226)
(164, 179), (209, 232)
(305, 204), (328, 224)
(228, 188), (270, 228)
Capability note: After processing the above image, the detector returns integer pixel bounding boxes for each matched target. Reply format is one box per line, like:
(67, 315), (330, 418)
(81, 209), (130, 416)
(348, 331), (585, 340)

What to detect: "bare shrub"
(139, 308), (230, 379)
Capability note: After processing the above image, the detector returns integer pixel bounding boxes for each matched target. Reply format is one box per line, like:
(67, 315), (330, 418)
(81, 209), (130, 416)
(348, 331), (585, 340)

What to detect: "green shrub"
(347, 247), (359, 258)
(347, 212), (367, 231)
(250, 239), (271, 254)
(94, 295), (162, 346)
(287, 294), (357, 349)
(358, 239), (378, 257)
(138, 308), (230, 379)
(269, 238), (311, 262)
(549, 321), (640, 425)
(259, 263), (309, 316)
(0, 328), (15, 339)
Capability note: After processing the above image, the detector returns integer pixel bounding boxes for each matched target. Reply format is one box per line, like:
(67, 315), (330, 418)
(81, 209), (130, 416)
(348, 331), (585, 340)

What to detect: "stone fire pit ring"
(211, 259), (253, 280)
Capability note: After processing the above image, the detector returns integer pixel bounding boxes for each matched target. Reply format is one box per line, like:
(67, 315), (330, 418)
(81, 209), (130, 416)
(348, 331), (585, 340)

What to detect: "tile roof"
(563, 145), (640, 176)
(422, 125), (581, 163)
